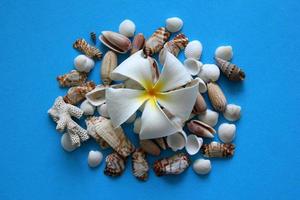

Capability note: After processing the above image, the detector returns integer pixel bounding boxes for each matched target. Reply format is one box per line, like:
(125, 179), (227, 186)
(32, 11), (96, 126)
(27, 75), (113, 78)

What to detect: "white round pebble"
(218, 123), (236, 143)
(198, 109), (219, 127)
(61, 133), (77, 152)
(197, 64), (220, 83)
(185, 40), (203, 60)
(88, 150), (103, 168)
(215, 45), (233, 61)
(80, 100), (95, 115)
(193, 159), (211, 175)
(133, 117), (141, 134)
(125, 112), (137, 124)
(166, 17), (183, 33)
(74, 55), (95, 73)
(97, 103), (109, 118)
(119, 19), (136, 37)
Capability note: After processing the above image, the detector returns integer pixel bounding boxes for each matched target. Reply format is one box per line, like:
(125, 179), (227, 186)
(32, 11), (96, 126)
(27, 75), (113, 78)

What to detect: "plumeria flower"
(106, 50), (200, 139)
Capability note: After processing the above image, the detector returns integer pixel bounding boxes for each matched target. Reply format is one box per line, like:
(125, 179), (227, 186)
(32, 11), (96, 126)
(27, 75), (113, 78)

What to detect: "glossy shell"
(197, 64), (220, 83)
(101, 51), (118, 86)
(140, 139), (161, 156)
(104, 152), (126, 177)
(197, 109), (219, 127)
(223, 104), (241, 121)
(187, 120), (216, 138)
(143, 27), (170, 57)
(215, 45), (233, 61)
(184, 40), (202, 60)
(99, 31), (131, 54)
(192, 92), (207, 114)
(88, 150), (103, 168)
(165, 17), (183, 33)
(218, 123), (236, 143)
(132, 149), (149, 181)
(63, 81), (96, 105)
(74, 55), (95, 73)
(130, 33), (145, 55)
(193, 159), (211, 175)
(207, 82), (227, 112)
(215, 57), (245, 81)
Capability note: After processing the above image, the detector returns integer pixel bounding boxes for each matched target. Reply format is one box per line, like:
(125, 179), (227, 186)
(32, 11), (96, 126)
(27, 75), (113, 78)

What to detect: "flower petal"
(156, 78), (200, 121)
(139, 99), (179, 139)
(106, 88), (147, 127)
(154, 51), (192, 92)
(110, 50), (153, 90)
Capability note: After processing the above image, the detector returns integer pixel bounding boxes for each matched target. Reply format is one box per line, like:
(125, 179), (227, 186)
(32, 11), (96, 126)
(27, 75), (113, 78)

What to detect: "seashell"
(88, 150), (103, 168)
(85, 122), (110, 149)
(133, 117), (142, 134)
(101, 51), (118, 86)
(57, 70), (87, 87)
(130, 33), (145, 55)
(132, 148), (149, 181)
(218, 123), (236, 143)
(143, 27), (170, 57)
(63, 81), (96, 105)
(61, 133), (78, 152)
(97, 103), (110, 118)
(125, 112), (136, 124)
(86, 116), (135, 158)
(192, 92), (207, 114)
(184, 58), (203, 76)
(153, 153), (190, 176)
(185, 134), (203, 155)
(198, 78), (207, 93)
(73, 38), (102, 60)
(197, 109), (219, 127)
(207, 82), (227, 112)
(201, 141), (235, 158)
(166, 131), (187, 151)
(140, 139), (161, 156)
(104, 152), (126, 177)
(223, 104), (241, 121)
(149, 57), (160, 82)
(155, 138), (166, 150)
(80, 100), (95, 115)
(193, 159), (211, 175)
(185, 40), (202, 60)
(215, 57), (245, 81)
(99, 31), (131, 54)
(74, 54), (95, 73)
(187, 120), (216, 138)
(90, 32), (97, 45)
(197, 64), (220, 83)
(165, 17), (183, 33)
(124, 78), (143, 90)
(119, 19), (136, 37)
(215, 45), (233, 61)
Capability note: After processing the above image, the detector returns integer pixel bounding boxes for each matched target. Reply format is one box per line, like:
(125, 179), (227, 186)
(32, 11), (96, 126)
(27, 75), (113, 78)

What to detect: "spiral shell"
(63, 81), (96, 105)
(101, 51), (118, 86)
(215, 57), (245, 81)
(207, 82), (227, 112)
(143, 27), (170, 57)
(57, 70), (87, 87)
(73, 38), (102, 60)
(201, 141), (235, 158)
(132, 149), (149, 181)
(104, 152), (126, 177)
(130, 33), (145, 55)
(99, 31), (131, 54)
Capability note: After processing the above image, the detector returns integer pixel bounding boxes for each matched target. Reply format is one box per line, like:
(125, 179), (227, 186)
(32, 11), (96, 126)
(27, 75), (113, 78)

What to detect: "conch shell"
(132, 148), (149, 181)
(104, 152), (126, 177)
(101, 51), (118, 86)
(57, 70), (87, 87)
(143, 27), (170, 57)
(73, 38), (102, 60)
(201, 141), (235, 158)
(215, 57), (245, 81)
(63, 81), (96, 105)
(131, 33), (145, 55)
(99, 31), (131, 54)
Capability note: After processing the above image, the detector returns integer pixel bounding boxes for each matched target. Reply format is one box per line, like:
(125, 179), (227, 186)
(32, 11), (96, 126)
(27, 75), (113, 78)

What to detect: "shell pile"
(48, 17), (245, 180)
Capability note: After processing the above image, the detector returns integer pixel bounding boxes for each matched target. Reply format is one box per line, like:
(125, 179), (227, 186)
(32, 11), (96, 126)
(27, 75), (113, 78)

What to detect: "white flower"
(106, 50), (200, 139)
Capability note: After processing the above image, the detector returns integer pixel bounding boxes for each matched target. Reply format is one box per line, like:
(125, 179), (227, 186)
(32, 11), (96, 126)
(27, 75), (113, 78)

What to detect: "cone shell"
(207, 82), (227, 112)
(187, 120), (216, 138)
(104, 152), (126, 177)
(132, 148), (149, 181)
(63, 81), (96, 105)
(201, 142), (235, 158)
(192, 92), (207, 114)
(215, 57), (245, 81)
(153, 153), (190, 176)
(143, 27), (170, 57)
(99, 31), (131, 54)
(101, 51), (118, 86)
(73, 38), (102, 60)
(140, 139), (161, 156)
(131, 33), (145, 55)
(57, 70), (87, 87)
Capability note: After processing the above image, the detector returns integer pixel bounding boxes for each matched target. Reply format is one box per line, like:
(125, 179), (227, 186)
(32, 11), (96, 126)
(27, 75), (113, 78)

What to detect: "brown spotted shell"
(207, 82), (227, 112)
(63, 81), (96, 105)
(101, 51), (118, 86)
(99, 31), (131, 54)
(192, 92), (207, 114)
(132, 148), (149, 181)
(73, 38), (102, 60)
(104, 152), (126, 177)
(143, 27), (170, 57)
(57, 70), (87, 87)
(215, 57), (245, 81)
(131, 33), (145, 55)
(201, 142), (235, 158)
(187, 120), (216, 138)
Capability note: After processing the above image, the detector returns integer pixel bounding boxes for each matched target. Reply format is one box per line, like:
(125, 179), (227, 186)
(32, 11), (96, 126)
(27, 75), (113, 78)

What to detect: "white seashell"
(184, 40), (203, 60)
(197, 64), (220, 83)
(166, 131), (187, 151)
(198, 78), (207, 93)
(185, 134), (203, 155)
(184, 58), (203, 76)
(215, 45), (233, 61)
(80, 100), (95, 115)
(85, 85), (106, 106)
(223, 104), (241, 121)
(125, 112), (136, 124)
(61, 133), (78, 152)
(197, 109), (219, 127)
(133, 117), (142, 134)
(74, 55), (95, 73)
(218, 123), (236, 143)
(97, 103), (110, 118)
(124, 78), (143, 90)
(193, 159), (211, 175)
(119, 19), (136, 37)
(165, 17), (183, 33)
(88, 150), (103, 168)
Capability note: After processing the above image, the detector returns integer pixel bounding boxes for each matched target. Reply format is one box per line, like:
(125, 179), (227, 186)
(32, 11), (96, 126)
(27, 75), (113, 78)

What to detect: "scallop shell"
(104, 152), (126, 177)
(166, 131), (187, 151)
(197, 64), (220, 83)
(99, 31), (131, 54)
(197, 109), (219, 127)
(140, 139), (161, 156)
(185, 134), (203, 155)
(130, 33), (145, 55)
(74, 55), (95, 73)
(193, 159), (211, 175)
(143, 27), (170, 57)
(215, 45), (233, 61)
(165, 17), (183, 33)
(119, 19), (136, 37)
(201, 141), (235, 158)
(132, 148), (149, 181)
(184, 58), (203, 76)
(63, 81), (96, 105)
(218, 123), (236, 143)
(184, 40), (202, 60)
(223, 104), (241, 121)
(187, 120), (216, 138)
(101, 51), (118, 86)
(57, 70), (87, 87)
(207, 82), (227, 112)
(73, 38), (102, 60)
(192, 92), (207, 114)
(215, 57), (245, 81)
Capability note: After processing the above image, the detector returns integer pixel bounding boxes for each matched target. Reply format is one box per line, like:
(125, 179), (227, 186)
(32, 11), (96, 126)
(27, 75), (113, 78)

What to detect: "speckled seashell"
(223, 104), (241, 121)
(74, 55), (95, 73)
(104, 152), (126, 177)
(155, 138), (166, 150)
(185, 40), (202, 60)
(140, 139), (160, 156)
(86, 116), (135, 158)
(73, 38), (102, 60)
(143, 27), (170, 57)
(197, 109), (219, 127)
(165, 17), (183, 33)
(187, 120), (216, 138)
(133, 117), (142, 134)
(57, 70), (87, 87)
(193, 159), (211, 175)
(215, 45), (233, 61)
(97, 103), (109, 118)
(153, 153), (190, 176)
(197, 64), (220, 83)
(63, 81), (96, 105)
(130, 33), (145, 55)
(119, 19), (136, 37)
(207, 82), (227, 112)
(218, 123), (236, 143)
(80, 100), (95, 115)
(132, 148), (149, 181)
(88, 150), (103, 168)
(215, 57), (245, 81)
(192, 92), (207, 114)
(99, 31), (131, 54)
(101, 51), (118, 86)
(201, 141), (235, 158)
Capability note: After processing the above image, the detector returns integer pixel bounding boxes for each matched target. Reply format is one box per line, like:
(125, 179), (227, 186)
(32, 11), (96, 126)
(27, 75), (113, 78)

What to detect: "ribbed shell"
(130, 33), (145, 55)
(215, 57), (245, 81)
(207, 82), (227, 112)
(143, 27), (170, 57)
(164, 33), (189, 56)
(104, 152), (126, 177)
(201, 142), (235, 158)
(63, 81), (96, 105)
(132, 149), (149, 181)
(73, 38), (102, 60)
(101, 51), (118, 86)
(57, 70), (87, 87)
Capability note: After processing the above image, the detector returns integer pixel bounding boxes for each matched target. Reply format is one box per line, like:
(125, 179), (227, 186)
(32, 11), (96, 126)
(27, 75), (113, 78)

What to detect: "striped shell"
(132, 149), (149, 181)
(201, 141), (235, 158)
(215, 57), (245, 81)
(99, 31), (131, 54)
(143, 27), (170, 57)
(63, 81), (96, 105)
(187, 120), (216, 138)
(104, 152), (126, 177)
(101, 51), (118, 86)
(131, 33), (145, 55)
(57, 70), (87, 87)
(73, 38), (102, 60)
(207, 82), (227, 112)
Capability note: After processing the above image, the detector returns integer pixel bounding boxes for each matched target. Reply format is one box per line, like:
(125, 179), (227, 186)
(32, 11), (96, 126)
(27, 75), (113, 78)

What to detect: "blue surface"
(0, 0), (299, 199)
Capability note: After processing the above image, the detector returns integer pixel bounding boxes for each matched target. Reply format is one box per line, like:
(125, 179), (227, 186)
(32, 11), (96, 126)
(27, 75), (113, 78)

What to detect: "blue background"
(0, 0), (299, 199)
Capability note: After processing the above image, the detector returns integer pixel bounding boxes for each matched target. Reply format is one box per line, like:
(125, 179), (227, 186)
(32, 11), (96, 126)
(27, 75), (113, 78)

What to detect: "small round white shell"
(88, 150), (103, 168)
(223, 104), (241, 121)
(133, 117), (142, 134)
(193, 159), (211, 175)
(218, 123), (236, 143)
(215, 45), (233, 61)
(125, 112), (136, 124)
(74, 55), (95, 73)
(197, 109), (219, 127)
(197, 64), (220, 83)
(185, 134), (203, 155)
(184, 58), (203, 76)
(80, 100), (95, 115)
(97, 103), (109, 118)
(61, 133), (77, 152)
(166, 131), (187, 151)
(165, 17), (183, 33)
(119, 19), (136, 37)
(185, 40), (203, 60)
